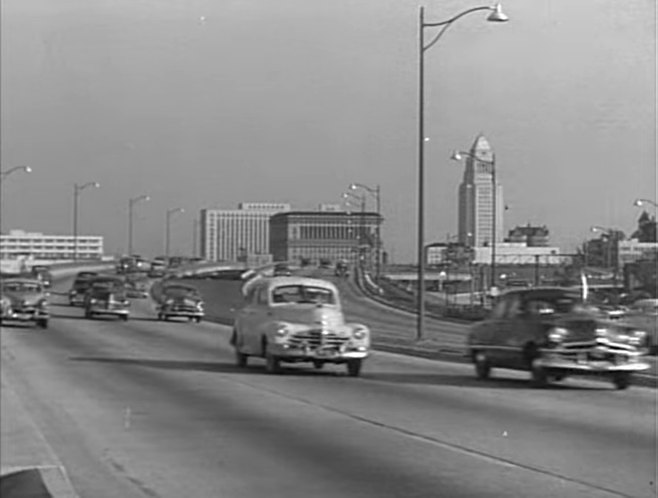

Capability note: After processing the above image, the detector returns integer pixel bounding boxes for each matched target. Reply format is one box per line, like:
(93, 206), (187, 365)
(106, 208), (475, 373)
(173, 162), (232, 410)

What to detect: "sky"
(1, 0), (655, 261)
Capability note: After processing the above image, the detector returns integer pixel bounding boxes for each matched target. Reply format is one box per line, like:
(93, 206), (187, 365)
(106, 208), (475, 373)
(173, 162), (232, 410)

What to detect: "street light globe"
(24, 166), (32, 173)
(450, 151), (464, 161)
(487, 3), (509, 23)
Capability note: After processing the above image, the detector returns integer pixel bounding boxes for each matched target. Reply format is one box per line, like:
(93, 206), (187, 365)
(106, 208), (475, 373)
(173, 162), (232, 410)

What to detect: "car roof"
(263, 276), (338, 291)
(3, 278), (43, 285)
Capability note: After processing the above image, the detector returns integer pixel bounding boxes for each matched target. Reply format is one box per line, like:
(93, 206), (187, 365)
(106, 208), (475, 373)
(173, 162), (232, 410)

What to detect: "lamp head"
(349, 183), (358, 190)
(451, 151), (464, 161)
(93, 182), (100, 188)
(23, 166), (32, 174)
(634, 199), (644, 207)
(487, 3), (509, 22)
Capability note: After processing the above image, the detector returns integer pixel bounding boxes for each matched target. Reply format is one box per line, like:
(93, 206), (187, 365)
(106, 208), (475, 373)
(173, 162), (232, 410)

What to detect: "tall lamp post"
(0, 166), (32, 242)
(165, 207), (185, 263)
(350, 183), (382, 280)
(128, 195), (150, 256)
(72, 182), (100, 260)
(591, 225), (619, 288)
(415, 3), (508, 341)
(342, 191), (367, 266)
(451, 149), (498, 289)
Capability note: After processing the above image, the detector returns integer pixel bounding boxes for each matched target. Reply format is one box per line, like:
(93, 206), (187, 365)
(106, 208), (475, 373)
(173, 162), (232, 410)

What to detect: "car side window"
(491, 297), (508, 319)
(503, 295), (522, 319)
(256, 287), (269, 306)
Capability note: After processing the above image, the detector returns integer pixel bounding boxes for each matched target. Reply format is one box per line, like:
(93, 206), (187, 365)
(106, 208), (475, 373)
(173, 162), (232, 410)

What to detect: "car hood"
(272, 304), (344, 327)
(3, 291), (45, 306)
(166, 296), (201, 305)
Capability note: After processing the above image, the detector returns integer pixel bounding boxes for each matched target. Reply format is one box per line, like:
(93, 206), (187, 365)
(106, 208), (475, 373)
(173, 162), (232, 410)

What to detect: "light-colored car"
(467, 287), (650, 389)
(231, 276), (370, 376)
(0, 278), (49, 328)
(156, 284), (204, 322)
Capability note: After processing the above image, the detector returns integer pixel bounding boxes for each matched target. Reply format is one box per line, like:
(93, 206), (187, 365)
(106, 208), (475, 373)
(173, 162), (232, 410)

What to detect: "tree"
(631, 211), (657, 242)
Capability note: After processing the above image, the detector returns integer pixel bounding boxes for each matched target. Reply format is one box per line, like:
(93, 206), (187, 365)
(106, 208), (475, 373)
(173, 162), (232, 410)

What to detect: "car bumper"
(161, 311), (204, 318)
(270, 343), (370, 361)
(2, 310), (49, 322)
(536, 355), (650, 373)
(69, 295), (86, 305)
(88, 308), (129, 316)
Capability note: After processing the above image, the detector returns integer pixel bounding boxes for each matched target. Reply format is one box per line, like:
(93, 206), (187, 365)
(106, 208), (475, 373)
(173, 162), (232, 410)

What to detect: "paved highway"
(1, 276), (656, 498)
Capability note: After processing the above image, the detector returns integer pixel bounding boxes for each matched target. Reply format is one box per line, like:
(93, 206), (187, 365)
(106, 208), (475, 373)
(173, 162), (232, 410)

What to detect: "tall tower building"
(457, 135), (504, 247)
(200, 203), (291, 262)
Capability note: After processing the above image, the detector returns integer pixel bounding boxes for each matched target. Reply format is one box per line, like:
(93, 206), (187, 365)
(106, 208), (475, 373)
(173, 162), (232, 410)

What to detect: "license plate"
(316, 348), (337, 357)
(589, 361), (612, 369)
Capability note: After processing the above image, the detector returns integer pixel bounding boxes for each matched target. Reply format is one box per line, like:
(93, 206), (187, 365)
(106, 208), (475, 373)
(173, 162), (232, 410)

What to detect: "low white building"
(0, 229), (104, 261)
(472, 243), (565, 265)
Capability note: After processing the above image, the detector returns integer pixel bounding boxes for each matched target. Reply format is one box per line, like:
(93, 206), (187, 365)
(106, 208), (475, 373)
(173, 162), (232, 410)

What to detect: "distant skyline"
(1, 0), (655, 261)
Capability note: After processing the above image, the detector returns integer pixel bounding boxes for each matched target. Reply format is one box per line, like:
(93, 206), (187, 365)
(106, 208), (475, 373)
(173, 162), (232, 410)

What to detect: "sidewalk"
(1, 365), (79, 497)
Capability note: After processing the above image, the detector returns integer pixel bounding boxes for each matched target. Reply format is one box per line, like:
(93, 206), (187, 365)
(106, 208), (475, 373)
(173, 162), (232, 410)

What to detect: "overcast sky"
(1, 0), (655, 261)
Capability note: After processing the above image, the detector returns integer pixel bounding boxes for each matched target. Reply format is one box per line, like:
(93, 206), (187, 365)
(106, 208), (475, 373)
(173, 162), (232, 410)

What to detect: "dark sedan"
(466, 287), (649, 389)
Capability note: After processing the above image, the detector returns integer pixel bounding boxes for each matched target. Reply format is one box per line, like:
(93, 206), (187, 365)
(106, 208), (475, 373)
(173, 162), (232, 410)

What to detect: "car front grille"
(288, 330), (349, 348)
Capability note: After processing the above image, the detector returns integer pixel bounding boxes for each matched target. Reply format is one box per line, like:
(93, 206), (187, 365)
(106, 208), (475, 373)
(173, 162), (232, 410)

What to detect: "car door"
(490, 293), (523, 367)
(478, 296), (511, 366)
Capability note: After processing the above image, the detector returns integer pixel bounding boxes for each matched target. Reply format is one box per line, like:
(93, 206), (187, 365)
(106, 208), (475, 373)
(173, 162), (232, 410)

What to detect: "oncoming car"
(231, 277), (370, 376)
(83, 276), (130, 320)
(467, 287), (650, 390)
(0, 278), (49, 328)
(156, 283), (204, 322)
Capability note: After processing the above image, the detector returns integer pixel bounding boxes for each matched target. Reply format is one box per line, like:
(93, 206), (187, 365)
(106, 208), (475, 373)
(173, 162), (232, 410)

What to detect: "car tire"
(346, 359), (362, 377)
(312, 360), (324, 370)
(235, 347), (249, 367)
(195, 317), (202, 323)
(530, 358), (549, 388)
(263, 341), (282, 374)
(473, 351), (491, 380)
(37, 319), (48, 329)
(612, 372), (631, 390)
(85, 310), (93, 319)
(121, 315), (129, 322)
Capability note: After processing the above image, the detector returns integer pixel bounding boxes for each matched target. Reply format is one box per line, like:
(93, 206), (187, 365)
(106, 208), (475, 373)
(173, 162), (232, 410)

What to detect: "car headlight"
(37, 299), (48, 309)
(352, 327), (368, 340)
(165, 299), (174, 306)
(629, 330), (647, 347)
(196, 302), (204, 310)
(548, 327), (568, 345)
(275, 323), (290, 337)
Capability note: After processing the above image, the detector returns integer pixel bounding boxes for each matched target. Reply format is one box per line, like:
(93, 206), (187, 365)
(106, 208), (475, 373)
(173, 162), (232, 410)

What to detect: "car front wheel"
(530, 358), (549, 388)
(612, 372), (631, 390)
(346, 359), (362, 377)
(36, 319), (48, 329)
(263, 341), (282, 374)
(473, 351), (491, 380)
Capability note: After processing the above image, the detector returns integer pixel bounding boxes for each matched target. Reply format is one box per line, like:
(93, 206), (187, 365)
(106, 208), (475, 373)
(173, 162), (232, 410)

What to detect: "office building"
(0, 229), (104, 260)
(457, 135), (504, 247)
(270, 210), (382, 266)
(200, 203), (291, 262)
(506, 224), (550, 247)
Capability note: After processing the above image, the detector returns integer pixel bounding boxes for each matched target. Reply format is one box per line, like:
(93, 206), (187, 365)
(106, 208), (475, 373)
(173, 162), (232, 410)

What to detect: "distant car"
(68, 275), (97, 306)
(622, 298), (658, 355)
(232, 276), (370, 375)
(156, 284), (204, 322)
(125, 278), (150, 299)
(84, 285), (130, 320)
(334, 260), (349, 278)
(467, 287), (650, 389)
(273, 263), (292, 277)
(30, 265), (53, 288)
(0, 278), (49, 328)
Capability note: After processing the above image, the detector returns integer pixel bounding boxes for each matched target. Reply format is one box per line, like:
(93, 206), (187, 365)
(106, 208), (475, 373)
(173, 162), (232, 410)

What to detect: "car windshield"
(164, 286), (199, 298)
(3, 282), (42, 293)
(271, 285), (336, 305)
(524, 293), (588, 315)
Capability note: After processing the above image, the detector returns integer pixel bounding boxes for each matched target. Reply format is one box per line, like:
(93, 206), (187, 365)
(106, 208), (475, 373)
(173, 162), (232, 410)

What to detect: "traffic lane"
(39, 297), (658, 497)
(2, 313), (638, 498)
(3, 310), (652, 496)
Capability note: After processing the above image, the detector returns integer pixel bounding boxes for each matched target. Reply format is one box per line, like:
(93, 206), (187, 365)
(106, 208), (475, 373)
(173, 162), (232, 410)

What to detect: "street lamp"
(591, 225), (619, 287)
(128, 195), (150, 256)
(165, 207), (185, 262)
(72, 182), (100, 260)
(416, 3), (508, 341)
(350, 183), (382, 280)
(0, 166), (32, 249)
(634, 198), (658, 209)
(451, 149), (498, 290)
